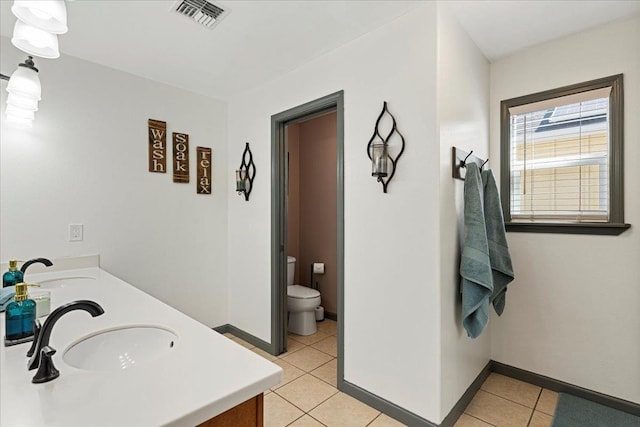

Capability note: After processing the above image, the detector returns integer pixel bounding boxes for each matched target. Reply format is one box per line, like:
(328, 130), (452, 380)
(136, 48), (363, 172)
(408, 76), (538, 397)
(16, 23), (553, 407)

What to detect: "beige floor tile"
(316, 319), (337, 335)
(465, 390), (532, 427)
(288, 414), (326, 426)
(231, 337), (255, 349)
(528, 411), (553, 427)
(535, 389), (559, 416)
(454, 414), (494, 427)
(311, 335), (337, 357)
(309, 392), (380, 426)
(289, 331), (329, 346)
(368, 413), (407, 426)
(281, 346), (333, 372)
(481, 373), (541, 408)
(271, 359), (305, 390)
(275, 374), (338, 412)
(264, 392), (304, 427)
(310, 359), (338, 387)
(282, 338), (307, 355)
(252, 346), (278, 361)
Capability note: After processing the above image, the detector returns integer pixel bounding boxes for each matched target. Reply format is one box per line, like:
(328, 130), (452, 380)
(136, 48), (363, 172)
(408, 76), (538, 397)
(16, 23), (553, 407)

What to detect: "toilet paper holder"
(313, 263), (325, 274)
(309, 263), (325, 290)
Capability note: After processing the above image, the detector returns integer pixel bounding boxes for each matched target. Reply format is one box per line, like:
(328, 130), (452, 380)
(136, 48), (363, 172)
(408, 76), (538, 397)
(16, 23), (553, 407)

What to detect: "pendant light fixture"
(3, 1), (70, 127)
(10, 0), (68, 59)
(5, 57), (41, 100)
(11, 0), (68, 34)
(11, 20), (60, 59)
(4, 56), (41, 128)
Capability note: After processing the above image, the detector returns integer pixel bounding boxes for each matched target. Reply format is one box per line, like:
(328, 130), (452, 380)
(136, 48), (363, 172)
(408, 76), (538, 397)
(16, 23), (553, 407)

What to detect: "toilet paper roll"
(313, 263), (325, 274)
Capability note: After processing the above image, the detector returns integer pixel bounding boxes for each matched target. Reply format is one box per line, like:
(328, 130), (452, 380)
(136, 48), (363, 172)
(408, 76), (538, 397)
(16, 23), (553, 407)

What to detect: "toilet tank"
(287, 256), (295, 286)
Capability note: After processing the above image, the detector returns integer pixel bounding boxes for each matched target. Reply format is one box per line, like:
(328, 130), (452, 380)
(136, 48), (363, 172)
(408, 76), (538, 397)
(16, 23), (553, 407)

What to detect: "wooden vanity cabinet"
(197, 394), (263, 427)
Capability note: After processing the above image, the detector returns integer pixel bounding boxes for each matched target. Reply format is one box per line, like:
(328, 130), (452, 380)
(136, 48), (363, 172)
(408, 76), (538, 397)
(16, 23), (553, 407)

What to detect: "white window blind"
(509, 87), (611, 222)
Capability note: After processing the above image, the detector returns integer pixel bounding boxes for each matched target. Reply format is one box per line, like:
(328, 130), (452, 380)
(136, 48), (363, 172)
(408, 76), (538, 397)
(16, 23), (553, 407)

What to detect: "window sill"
(505, 222), (631, 235)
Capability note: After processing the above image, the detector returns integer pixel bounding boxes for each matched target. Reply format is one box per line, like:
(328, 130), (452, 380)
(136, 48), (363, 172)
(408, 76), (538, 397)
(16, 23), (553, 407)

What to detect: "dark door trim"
(270, 91), (344, 388)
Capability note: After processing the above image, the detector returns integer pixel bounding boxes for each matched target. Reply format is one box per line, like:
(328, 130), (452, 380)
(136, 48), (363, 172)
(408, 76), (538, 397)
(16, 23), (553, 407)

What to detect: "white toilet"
(287, 256), (321, 335)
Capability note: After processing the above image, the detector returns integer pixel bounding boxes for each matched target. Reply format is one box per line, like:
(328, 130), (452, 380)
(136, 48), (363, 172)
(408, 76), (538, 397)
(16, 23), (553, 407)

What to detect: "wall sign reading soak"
(197, 146), (212, 194)
(172, 132), (190, 183)
(148, 119), (167, 173)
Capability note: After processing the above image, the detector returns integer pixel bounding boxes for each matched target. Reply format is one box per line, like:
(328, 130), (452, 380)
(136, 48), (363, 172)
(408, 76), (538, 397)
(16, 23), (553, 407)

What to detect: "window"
(500, 74), (629, 235)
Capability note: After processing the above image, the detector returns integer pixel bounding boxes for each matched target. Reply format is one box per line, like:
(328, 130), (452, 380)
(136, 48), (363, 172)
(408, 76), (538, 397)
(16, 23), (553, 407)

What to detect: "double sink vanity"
(0, 257), (282, 426)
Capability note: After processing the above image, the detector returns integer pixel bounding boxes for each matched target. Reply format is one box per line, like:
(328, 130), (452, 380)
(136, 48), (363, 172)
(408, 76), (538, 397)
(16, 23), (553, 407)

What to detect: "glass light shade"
(6, 62), (41, 100)
(6, 112), (34, 128)
(371, 142), (389, 177)
(6, 105), (35, 120)
(11, 0), (68, 34)
(7, 93), (39, 111)
(12, 20), (60, 59)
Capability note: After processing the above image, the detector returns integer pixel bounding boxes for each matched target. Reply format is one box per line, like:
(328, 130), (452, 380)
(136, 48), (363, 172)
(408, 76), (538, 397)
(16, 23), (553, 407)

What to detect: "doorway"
(270, 91), (344, 388)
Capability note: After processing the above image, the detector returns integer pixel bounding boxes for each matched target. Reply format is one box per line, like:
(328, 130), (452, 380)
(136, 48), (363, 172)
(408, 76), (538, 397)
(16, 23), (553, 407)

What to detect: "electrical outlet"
(69, 224), (83, 242)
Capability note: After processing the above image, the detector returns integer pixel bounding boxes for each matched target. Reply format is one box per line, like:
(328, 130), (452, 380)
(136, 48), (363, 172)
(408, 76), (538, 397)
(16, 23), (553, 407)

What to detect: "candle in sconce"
(236, 170), (247, 191)
(371, 142), (388, 177)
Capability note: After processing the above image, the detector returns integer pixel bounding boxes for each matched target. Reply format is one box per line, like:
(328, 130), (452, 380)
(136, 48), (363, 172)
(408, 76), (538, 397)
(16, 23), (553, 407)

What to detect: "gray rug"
(551, 393), (640, 427)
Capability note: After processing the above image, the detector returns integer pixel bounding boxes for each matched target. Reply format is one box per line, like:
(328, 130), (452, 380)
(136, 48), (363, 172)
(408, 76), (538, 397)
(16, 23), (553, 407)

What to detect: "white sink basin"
(63, 325), (177, 371)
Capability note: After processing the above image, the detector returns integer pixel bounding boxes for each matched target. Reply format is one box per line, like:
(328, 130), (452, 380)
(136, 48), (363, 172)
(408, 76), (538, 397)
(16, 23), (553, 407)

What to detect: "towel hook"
(452, 147), (488, 181)
(460, 150), (474, 168)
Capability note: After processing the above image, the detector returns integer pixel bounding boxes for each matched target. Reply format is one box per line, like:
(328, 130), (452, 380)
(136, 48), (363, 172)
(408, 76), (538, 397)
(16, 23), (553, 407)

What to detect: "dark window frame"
(500, 74), (630, 235)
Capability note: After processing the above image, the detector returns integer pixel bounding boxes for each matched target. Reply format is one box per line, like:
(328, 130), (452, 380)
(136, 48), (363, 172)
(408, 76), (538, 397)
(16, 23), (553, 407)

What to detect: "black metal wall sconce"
(235, 142), (256, 201)
(366, 101), (405, 193)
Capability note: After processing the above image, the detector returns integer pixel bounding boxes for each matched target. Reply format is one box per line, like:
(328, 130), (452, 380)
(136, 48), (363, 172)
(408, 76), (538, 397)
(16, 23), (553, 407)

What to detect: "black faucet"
(20, 258), (53, 274)
(28, 300), (104, 383)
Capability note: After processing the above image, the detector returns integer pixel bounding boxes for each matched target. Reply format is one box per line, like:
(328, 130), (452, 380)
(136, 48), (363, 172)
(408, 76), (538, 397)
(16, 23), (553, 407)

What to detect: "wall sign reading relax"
(148, 119), (212, 195)
(197, 147), (212, 194)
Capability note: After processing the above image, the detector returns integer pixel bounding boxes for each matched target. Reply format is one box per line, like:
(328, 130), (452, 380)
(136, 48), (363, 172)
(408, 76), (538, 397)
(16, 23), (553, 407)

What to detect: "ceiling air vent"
(171, 0), (230, 30)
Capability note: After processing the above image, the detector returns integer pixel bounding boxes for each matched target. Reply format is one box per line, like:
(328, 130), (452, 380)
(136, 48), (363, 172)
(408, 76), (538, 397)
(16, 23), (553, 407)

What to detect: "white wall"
(489, 15), (640, 404)
(0, 37), (229, 327)
(227, 4), (443, 422)
(437, 3), (492, 418)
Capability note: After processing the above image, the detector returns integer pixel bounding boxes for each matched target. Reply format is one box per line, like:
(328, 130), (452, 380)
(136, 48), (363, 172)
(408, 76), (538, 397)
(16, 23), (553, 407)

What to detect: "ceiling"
(448, 0), (640, 61)
(1, 1), (639, 100)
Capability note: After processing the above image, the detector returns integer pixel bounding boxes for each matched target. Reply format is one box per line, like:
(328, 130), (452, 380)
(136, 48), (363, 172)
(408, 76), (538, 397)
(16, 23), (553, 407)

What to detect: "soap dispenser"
(4, 283), (37, 346)
(3, 260), (24, 288)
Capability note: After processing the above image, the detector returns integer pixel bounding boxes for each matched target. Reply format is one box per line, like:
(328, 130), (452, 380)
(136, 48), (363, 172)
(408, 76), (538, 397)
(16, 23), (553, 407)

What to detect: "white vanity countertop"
(0, 267), (282, 427)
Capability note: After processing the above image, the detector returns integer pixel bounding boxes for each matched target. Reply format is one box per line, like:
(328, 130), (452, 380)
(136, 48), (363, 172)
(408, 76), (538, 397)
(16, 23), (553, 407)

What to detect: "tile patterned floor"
(222, 323), (559, 427)
(222, 320), (404, 426)
(456, 374), (559, 427)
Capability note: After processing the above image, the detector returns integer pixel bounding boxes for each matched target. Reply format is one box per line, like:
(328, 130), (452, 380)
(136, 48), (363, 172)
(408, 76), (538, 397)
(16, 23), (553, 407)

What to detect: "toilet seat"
(288, 285), (320, 299)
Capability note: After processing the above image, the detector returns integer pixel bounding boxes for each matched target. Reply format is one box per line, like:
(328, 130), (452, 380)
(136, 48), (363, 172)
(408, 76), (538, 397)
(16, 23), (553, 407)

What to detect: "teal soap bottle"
(4, 283), (36, 345)
(3, 260), (24, 288)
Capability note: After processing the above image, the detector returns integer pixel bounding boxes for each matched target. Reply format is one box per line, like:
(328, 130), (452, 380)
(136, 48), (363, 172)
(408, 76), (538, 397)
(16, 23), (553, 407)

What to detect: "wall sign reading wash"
(148, 119), (167, 173)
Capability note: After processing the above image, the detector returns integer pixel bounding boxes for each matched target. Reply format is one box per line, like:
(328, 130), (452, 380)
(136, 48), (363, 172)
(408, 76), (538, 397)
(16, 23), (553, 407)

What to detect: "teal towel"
(0, 286), (16, 312)
(461, 163), (493, 338)
(482, 169), (514, 315)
